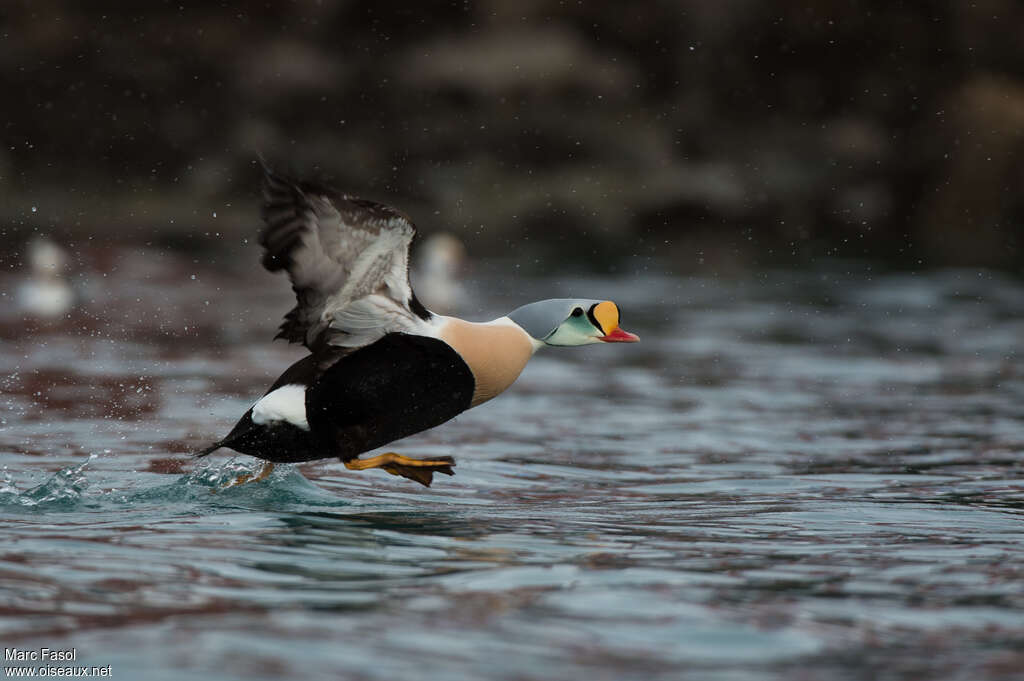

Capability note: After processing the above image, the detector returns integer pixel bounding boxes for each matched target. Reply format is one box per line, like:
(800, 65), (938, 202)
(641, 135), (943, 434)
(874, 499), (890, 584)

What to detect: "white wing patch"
(251, 384), (310, 430)
(324, 294), (430, 347)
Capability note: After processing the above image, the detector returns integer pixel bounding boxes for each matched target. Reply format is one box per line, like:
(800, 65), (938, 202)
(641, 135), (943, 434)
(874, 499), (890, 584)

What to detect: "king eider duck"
(197, 164), (639, 487)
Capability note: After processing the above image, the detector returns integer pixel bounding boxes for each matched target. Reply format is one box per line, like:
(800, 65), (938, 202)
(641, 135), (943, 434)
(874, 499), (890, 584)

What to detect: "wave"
(0, 455), (350, 514)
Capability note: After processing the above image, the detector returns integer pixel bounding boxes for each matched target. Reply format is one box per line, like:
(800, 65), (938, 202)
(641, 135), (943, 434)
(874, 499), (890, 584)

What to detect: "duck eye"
(571, 307), (583, 317)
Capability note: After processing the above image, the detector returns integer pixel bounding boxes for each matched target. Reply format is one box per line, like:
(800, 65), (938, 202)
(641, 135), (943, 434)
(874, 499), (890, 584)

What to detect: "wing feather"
(258, 163), (431, 349)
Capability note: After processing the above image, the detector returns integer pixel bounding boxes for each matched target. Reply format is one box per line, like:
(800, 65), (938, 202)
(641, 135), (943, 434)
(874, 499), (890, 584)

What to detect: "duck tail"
(193, 441), (224, 458)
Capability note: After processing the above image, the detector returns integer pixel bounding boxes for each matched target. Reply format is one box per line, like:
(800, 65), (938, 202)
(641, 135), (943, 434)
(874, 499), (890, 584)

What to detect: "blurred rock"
(917, 76), (1024, 266)
(402, 26), (635, 96)
(0, 1), (1021, 268)
(236, 39), (349, 99)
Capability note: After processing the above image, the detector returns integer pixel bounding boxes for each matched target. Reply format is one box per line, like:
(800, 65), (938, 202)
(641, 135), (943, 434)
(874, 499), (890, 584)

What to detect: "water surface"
(2, 253), (1022, 680)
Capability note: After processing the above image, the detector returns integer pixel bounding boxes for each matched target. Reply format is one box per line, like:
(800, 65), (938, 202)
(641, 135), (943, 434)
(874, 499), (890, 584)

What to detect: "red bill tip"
(598, 327), (640, 343)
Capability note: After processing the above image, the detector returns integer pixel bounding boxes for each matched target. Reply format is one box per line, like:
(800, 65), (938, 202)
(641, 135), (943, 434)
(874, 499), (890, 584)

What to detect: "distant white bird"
(413, 232), (467, 314)
(17, 237), (74, 319)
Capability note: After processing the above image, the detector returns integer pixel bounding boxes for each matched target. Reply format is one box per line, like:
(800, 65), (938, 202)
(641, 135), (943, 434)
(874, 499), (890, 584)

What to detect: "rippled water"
(2, 251), (1023, 680)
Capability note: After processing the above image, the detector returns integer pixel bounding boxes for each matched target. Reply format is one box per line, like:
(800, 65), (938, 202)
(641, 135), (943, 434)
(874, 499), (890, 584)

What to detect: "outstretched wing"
(259, 164), (432, 350)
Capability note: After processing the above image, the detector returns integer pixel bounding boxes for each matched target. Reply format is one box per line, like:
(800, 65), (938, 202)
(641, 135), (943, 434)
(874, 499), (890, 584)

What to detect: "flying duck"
(198, 165), (639, 487)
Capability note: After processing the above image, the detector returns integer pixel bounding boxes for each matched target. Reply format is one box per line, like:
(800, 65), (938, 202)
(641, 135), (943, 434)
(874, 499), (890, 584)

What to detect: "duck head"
(508, 299), (640, 346)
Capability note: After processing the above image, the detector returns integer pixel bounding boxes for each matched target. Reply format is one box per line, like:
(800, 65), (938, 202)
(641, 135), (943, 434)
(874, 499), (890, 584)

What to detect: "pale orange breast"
(438, 318), (535, 407)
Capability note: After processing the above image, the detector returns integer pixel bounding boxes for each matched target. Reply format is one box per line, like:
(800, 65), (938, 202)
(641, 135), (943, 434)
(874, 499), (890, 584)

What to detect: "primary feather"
(258, 164), (432, 350)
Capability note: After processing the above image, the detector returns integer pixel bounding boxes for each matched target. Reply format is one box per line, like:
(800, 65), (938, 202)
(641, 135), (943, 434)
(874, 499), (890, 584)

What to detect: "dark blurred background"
(3, 0), (1023, 270)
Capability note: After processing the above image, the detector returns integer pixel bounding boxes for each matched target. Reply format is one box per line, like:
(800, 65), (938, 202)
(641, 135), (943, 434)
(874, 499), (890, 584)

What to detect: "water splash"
(0, 456), (349, 513)
(131, 457), (347, 508)
(190, 456), (280, 490)
(0, 454), (95, 509)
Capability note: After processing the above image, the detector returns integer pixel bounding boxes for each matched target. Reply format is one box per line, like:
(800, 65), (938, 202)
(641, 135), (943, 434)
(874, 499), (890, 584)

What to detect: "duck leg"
(218, 461), (276, 492)
(345, 453), (455, 487)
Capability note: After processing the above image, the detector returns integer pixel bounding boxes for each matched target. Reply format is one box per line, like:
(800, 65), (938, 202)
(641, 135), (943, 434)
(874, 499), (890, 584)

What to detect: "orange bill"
(593, 301), (640, 342)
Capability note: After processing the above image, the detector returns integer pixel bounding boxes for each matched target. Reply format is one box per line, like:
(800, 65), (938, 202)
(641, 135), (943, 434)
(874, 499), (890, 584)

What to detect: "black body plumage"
(201, 333), (474, 464)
